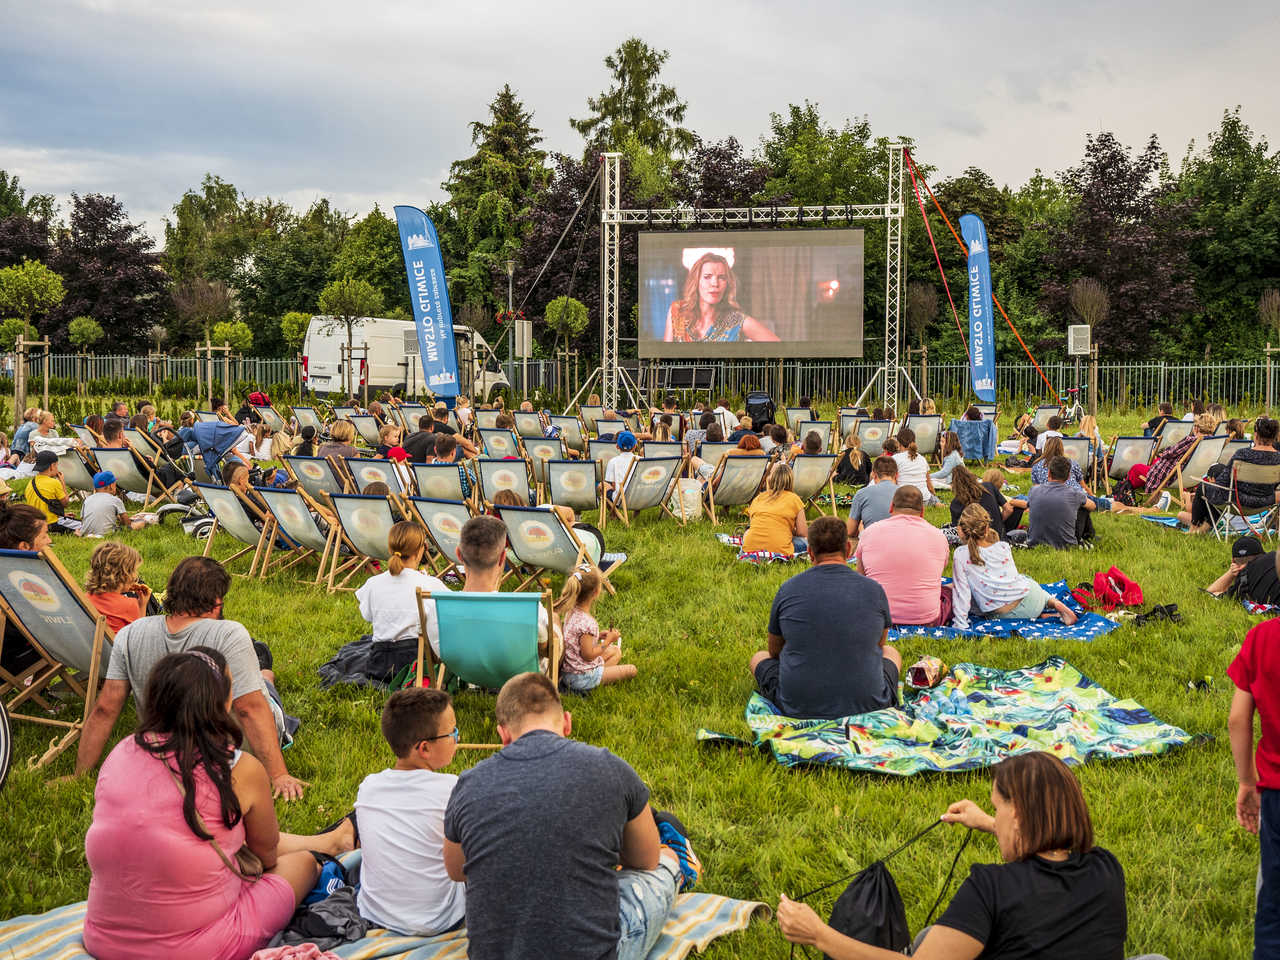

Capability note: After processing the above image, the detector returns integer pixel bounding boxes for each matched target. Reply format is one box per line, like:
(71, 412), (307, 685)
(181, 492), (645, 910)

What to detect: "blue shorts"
(563, 664), (604, 692)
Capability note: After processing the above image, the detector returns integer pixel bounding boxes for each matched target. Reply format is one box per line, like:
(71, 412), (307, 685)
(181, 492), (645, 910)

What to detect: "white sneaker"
(1157, 491), (1172, 511)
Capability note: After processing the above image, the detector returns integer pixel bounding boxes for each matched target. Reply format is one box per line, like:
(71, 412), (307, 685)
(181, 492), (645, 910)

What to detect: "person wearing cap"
(79, 471), (147, 538)
(24, 450), (80, 534)
(603, 430), (639, 502)
(1205, 536), (1280, 606)
(387, 445), (413, 492)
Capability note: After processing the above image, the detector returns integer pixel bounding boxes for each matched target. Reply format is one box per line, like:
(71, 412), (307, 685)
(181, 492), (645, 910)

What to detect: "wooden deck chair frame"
(58, 449), (98, 498)
(407, 496), (473, 579)
(414, 588), (557, 747)
(92, 446), (185, 510)
(704, 455), (770, 524)
(497, 503), (626, 595)
(513, 411), (546, 439)
(855, 420), (894, 457)
(1142, 436), (1201, 504)
(546, 459), (602, 516)
(904, 414), (943, 461)
(1031, 405), (1062, 433)
(607, 455), (685, 527)
(326, 493), (400, 591)
(256, 486), (354, 586)
(1157, 419), (1195, 453)
(1105, 436), (1158, 495)
(255, 404), (290, 435)
(479, 427), (522, 459)
(194, 482), (276, 577)
(475, 457), (533, 509)
(350, 414), (383, 448)
(1208, 460), (1280, 541)
(292, 405), (324, 434)
(1175, 435), (1228, 500)
(0, 547), (112, 769)
(791, 453), (839, 516)
(411, 462), (474, 509)
(795, 420), (834, 453)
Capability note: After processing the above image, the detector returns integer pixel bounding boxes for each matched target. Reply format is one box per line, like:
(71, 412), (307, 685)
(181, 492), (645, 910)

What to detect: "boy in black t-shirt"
(1206, 536), (1280, 606)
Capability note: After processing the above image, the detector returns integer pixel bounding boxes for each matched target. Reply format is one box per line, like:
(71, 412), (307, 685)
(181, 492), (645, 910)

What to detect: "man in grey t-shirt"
(846, 455), (899, 539)
(78, 471), (146, 537)
(73, 556), (307, 799)
(1027, 455), (1095, 549)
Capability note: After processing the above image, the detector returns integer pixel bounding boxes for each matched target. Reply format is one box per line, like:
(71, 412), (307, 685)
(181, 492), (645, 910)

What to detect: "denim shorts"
(562, 664), (604, 692)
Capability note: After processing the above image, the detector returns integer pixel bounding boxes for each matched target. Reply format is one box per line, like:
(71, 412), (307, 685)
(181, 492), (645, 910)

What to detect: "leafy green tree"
(544, 295), (590, 357)
(0, 258), (65, 331)
(163, 174), (290, 286)
(172, 276), (232, 345)
(570, 38), (695, 156)
(331, 205), (409, 315)
(0, 170), (55, 222)
(280, 310), (312, 351)
(67, 315), (104, 351)
(317, 277), (384, 395)
(212, 319), (254, 355)
(0, 317), (36, 351)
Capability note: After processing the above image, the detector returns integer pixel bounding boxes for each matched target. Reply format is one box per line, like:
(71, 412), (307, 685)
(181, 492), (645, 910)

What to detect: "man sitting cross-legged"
(749, 516), (900, 720)
(73, 556), (307, 799)
(856, 485), (950, 627)
(443, 673), (701, 960)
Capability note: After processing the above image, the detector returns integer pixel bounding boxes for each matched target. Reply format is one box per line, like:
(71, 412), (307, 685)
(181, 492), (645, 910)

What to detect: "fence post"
(1089, 344), (1098, 417)
(13, 335), (24, 429)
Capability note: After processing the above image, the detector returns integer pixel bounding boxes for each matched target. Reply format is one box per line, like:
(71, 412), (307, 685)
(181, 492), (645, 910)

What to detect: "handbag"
(164, 760), (263, 882)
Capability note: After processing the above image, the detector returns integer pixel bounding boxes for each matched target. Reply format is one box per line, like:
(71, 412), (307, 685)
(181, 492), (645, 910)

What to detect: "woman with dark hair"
(777, 752), (1129, 959)
(963, 405), (983, 422)
(0, 502), (52, 675)
(949, 464), (1016, 540)
(83, 648), (353, 959)
(1178, 415), (1280, 534)
(662, 251), (780, 343)
(294, 424), (317, 458)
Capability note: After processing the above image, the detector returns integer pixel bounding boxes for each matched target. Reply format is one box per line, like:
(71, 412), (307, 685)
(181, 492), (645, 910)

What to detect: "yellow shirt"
(742, 491), (805, 555)
(24, 474), (68, 523)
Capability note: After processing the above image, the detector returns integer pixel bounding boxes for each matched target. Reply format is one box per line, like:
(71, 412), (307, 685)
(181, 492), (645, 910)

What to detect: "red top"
(88, 591), (141, 635)
(1228, 619), (1280, 791)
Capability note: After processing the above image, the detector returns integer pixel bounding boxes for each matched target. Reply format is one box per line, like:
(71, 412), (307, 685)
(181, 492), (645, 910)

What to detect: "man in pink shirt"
(855, 485), (950, 626)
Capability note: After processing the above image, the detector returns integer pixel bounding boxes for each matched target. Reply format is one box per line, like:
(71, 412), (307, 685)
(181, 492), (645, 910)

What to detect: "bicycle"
(1058, 385), (1086, 424)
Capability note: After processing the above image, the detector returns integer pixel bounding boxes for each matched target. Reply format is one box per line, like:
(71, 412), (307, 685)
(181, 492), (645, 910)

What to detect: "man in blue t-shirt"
(443, 673), (701, 960)
(750, 515), (899, 719)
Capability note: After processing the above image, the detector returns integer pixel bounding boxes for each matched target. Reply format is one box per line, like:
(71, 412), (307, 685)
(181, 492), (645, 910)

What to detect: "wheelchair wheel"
(0, 701), (11, 793)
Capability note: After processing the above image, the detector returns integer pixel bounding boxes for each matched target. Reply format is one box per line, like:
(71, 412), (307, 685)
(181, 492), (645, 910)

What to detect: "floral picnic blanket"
(696, 656), (1197, 775)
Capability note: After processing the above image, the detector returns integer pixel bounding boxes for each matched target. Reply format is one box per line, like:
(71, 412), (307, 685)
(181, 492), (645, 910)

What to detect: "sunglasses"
(423, 727), (460, 743)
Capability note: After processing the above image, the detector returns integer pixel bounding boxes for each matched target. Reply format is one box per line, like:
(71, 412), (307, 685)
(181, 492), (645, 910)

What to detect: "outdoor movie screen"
(638, 229), (864, 359)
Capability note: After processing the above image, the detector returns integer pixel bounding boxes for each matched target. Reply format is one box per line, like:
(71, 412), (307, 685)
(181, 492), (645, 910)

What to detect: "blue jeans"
(1258, 789), (1280, 959)
(792, 535), (808, 553)
(616, 857), (680, 960)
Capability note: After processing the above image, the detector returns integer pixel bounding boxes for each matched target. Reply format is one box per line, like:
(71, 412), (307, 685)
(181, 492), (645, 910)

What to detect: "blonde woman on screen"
(663, 252), (780, 343)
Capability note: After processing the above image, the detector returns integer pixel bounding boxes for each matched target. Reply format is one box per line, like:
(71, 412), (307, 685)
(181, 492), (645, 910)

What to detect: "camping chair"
(548, 415), (588, 454)
(292, 406), (324, 434)
(0, 548), (112, 769)
(698, 441), (738, 470)
(1210, 460), (1280, 541)
(579, 404), (604, 435)
(479, 428), (522, 459)
(412, 462), (473, 506)
(350, 415), (383, 448)
(1031, 405), (1061, 432)
(1176, 435), (1228, 499)
(513, 411), (546, 439)
(284, 455), (351, 504)
(195, 410), (222, 423)
(1220, 439), (1251, 464)
(904, 414), (943, 461)
(345, 456), (409, 497)
(476, 458), (533, 508)
(791, 454), (838, 516)
(1105, 436), (1158, 495)
(547, 459), (602, 515)
(326, 492), (399, 591)
(795, 420), (834, 453)
(525, 436), (567, 493)
(407, 497), (473, 578)
(855, 420), (894, 457)
(57, 450), (98, 498)
(1156, 419), (1195, 453)
(193, 482), (277, 576)
(607, 455), (684, 527)
(257, 486), (356, 585)
(414, 589), (558, 742)
(497, 503), (626, 595)
(704, 455), (770, 524)
(92, 446), (184, 510)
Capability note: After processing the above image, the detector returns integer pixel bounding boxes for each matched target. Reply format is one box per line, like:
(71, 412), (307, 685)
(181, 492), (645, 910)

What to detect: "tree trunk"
(346, 320), (354, 399)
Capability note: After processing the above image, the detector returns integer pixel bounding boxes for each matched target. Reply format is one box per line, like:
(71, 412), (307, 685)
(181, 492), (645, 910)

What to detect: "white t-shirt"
(603, 451), (638, 495)
(893, 450), (930, 496)
(1035, 430), (1062, 451)
(355, 767), (466, 935)
(356, 569), (449, 653)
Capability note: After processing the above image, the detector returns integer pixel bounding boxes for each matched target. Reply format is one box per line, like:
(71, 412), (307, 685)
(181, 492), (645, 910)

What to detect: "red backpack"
(1071, 566), (1144, 612)
(248, 391), (271, 407)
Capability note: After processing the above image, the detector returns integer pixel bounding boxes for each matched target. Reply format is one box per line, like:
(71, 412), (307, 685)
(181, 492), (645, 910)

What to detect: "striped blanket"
(0, 891), (768, 960)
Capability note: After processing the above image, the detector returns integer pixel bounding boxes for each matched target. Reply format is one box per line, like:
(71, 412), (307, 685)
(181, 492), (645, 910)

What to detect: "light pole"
(504, 258), (516, 397)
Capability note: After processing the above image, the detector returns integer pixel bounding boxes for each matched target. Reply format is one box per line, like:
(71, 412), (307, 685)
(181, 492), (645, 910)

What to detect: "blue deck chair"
(547, 459), (602, 514)
(0, 547), (113, 769)
(70, 424), (101, 447)
(414, 589), (558, 726)
(194, 482), (274, 577)
(855, 420), (894, 457)
(327, 493), (398, 591)
(497, 503), (624, 594)
(408, 497), (473, 578)
(705, 455), (770, 524)
(795, 420), (833, 453)
(476, 458), (533, 507)
(791, 454), (838, 515)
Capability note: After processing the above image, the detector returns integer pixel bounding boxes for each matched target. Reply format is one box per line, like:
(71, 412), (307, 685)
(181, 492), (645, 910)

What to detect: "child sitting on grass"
(85, 541), (152, 633)
(555, 565), (636, 692)
(355, 687), (466, 936)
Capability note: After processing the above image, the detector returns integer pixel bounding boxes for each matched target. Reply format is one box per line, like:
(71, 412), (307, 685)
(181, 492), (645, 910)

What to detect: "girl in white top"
(356, 520), (450, 656)
(951, 503), (1078, 630)
(891, 427), (939, 505)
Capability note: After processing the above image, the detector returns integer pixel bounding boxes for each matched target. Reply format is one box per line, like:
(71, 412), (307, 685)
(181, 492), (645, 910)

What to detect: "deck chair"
(838, 412), (860, 443)
(58, 450), (98, 497)
(346, 457), (408, 496)
(474, 410), (500, 430)
(1211, 460), (1280, 541)
(856, 420), (894, 457)
(414, 589), (558, 741)
(904, 415), (943, 460)
(547, 459), (602, 514)
(1157, 419), (1194, 453)
(498, 503), (625, 594)
(284, 455), (350, 503)
(1106, 436), (1158, 494)
(193, 482), (276, 576)
(93, 446), (184, 510)
(327, 493), (398, 591)
(70, 424), (102, 447)
(1031, 405), (1061, 432)
(791, 454), (838, 515)
(580, 404), (604, 435)
(588, 439), (619, 473)
(1142, 436), (1201, 504)
(292, 406), (324, 433)
(350, 415), (383, 448)
(195, 410), (222, 423)
(1176, 435), (1227, 498)
(784, 407), (811, 432)
(513, 411), (546, 439)
(412, 462), (471, 505)
(476, 458), (533, 508)
(975, 403), (998, 420)
(643, 440), (684, 459)
(1058, 437), (1095, 485)
(548, 415), (588, 454)
(408, 497), (473, 578)
(0, 548), (112, 768)
(479, 428), (522, 459)
(257, 486), (355, 585)
(254, 404), (289, 434)
(608, 455), (684, 527)
(331, 405), (358, 421)
(704, 455), (770, 524)
(795, 421), (833, 453)
(698, 441), (738, 470)
(399, 403), (430, 428)
(122, 427), (163, 459)
(1220, 439), (1252, 464)
(525, 436), (567, 491)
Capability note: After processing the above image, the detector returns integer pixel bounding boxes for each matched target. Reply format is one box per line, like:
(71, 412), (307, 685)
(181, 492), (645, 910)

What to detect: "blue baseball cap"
(616, 430), (637, 451)
(93, 470), (117, 489)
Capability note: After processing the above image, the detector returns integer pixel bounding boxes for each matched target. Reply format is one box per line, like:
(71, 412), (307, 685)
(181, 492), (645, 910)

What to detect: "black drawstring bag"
(790, 819), (973, 959)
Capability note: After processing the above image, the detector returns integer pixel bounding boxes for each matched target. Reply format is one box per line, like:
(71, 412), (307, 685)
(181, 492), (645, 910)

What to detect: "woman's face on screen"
(698, 262), (728, 305)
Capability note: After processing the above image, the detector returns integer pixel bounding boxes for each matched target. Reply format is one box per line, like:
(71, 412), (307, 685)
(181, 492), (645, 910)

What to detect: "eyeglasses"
(424, 727), (460, 743)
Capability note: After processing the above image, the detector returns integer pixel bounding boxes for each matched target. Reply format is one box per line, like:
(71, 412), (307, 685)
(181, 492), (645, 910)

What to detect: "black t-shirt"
(444, 730), (649, 960)
(1146, 415), (1169, 437)
(432, 420), (457, 436)
(403, 429), (437, 464)
(936, 848), (1126, 959)
(950, 482), (1008, 540)
(1230, 551), (1280, 605)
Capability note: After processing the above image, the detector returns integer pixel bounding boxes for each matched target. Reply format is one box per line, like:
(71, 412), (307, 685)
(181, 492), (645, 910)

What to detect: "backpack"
(248, 391), (271, 407)
(1071, 566), (1144, 612)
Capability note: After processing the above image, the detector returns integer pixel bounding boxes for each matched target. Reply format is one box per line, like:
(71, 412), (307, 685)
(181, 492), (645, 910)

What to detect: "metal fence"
(9, 354), (301, 387)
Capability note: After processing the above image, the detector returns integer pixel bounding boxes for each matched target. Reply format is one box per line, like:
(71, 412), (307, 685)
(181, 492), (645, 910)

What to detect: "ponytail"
(386, 520), (427, 576)
(554, 565), (601, 616)
(958, 503), (992, 566)
(897, 427), (918, 461)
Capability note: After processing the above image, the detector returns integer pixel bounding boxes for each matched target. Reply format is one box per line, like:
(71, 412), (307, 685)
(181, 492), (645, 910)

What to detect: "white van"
(302, 316), (511, 400)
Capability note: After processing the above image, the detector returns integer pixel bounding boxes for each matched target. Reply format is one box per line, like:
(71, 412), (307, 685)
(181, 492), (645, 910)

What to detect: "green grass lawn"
(0, 414), (1262, 958)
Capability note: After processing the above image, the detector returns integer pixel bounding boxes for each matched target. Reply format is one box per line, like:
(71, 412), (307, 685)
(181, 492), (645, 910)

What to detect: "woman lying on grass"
(777, 751), (1132, 959)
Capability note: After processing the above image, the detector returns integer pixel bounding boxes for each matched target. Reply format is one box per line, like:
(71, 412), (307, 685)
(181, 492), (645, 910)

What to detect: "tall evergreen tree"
(570, 38), (695, 156)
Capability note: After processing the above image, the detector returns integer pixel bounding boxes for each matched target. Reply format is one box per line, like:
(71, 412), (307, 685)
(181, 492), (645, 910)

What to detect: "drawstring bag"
(1072, 566), (1144, 612)
(789, 819), (973, 958)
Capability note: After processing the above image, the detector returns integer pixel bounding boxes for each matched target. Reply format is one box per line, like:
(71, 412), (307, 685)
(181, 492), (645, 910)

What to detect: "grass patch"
(0, 414), (1259, 957)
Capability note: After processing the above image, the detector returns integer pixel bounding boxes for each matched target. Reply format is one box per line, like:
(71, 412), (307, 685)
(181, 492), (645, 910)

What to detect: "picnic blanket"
(1142, 511), (1270, 532)
(715, 533), (858, 567)
(0, 884), (768, 960)
(696, 655), (1196, 775)
(889, 580), (1118, 642)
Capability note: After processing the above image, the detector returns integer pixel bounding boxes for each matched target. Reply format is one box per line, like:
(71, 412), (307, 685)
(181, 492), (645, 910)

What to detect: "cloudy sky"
(2, 0), (1278, 243)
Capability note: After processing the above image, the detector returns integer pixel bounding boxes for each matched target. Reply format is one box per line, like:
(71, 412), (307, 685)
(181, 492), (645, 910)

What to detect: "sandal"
(320, 810), (360, 848)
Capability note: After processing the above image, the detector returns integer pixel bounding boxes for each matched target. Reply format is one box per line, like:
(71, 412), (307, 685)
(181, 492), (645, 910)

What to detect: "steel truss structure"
(595, 143), (910, 412)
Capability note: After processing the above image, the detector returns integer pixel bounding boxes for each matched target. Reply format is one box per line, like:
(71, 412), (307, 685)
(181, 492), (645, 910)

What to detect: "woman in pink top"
(84, 648), (354, 960)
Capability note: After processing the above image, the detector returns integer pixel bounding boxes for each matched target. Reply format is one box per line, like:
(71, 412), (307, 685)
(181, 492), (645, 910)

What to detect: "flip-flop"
(320, 810), (359, 848)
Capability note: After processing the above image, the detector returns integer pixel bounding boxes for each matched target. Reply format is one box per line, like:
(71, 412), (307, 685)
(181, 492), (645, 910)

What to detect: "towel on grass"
(696, 655), (1197, 776)
(716, 533), (857, 567)
(890, 580), (1117, 642)
(1143, 511), (1270, 532)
